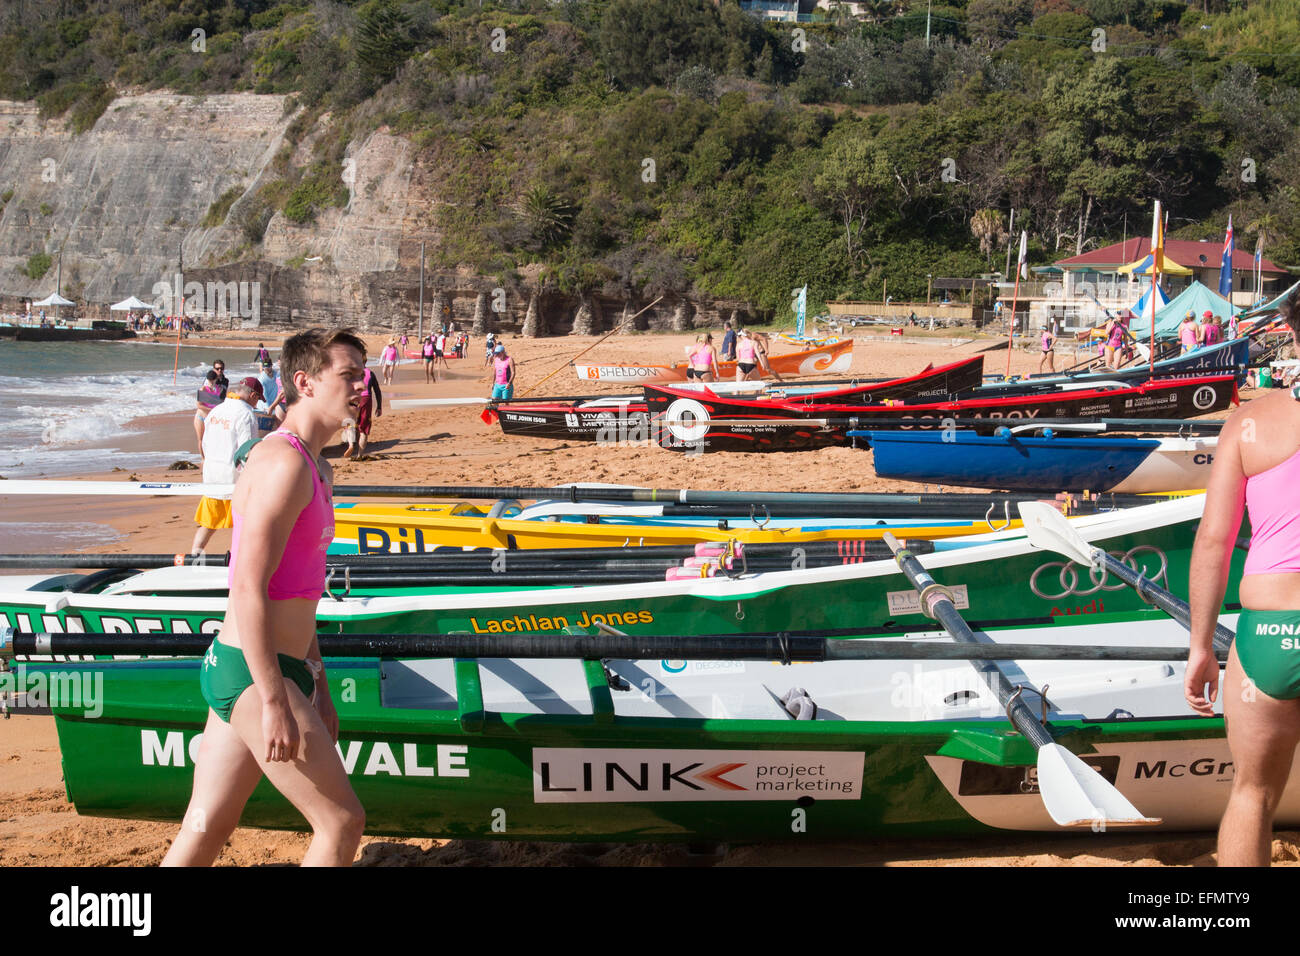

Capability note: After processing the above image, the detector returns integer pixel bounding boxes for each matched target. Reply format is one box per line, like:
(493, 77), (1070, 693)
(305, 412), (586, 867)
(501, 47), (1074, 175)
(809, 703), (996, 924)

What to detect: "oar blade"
(1036, 743), (1161, 829)
(1017, 501), (1096, 567)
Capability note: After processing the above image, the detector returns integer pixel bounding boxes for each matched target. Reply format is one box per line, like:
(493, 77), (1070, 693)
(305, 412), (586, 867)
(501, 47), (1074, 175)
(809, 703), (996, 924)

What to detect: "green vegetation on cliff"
(2, 0), (1297, 315)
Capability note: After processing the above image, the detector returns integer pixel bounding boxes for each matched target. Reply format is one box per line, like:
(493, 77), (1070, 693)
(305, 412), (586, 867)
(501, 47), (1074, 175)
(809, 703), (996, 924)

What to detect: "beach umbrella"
(1128, 281), (1169, 319)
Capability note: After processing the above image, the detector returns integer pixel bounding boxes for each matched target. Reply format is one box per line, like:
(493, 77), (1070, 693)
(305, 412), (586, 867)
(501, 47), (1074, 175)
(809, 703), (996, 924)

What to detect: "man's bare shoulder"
(243, 435), (312, 486)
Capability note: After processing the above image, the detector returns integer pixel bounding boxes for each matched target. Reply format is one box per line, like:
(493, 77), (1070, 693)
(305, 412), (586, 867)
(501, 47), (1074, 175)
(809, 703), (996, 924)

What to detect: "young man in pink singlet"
(162, 328), (369, 867)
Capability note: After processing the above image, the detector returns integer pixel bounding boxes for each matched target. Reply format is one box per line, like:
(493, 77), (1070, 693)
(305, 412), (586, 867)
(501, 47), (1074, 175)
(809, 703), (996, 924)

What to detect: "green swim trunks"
(1235, 609), (1300, 700)
(200, 639), (316, 722)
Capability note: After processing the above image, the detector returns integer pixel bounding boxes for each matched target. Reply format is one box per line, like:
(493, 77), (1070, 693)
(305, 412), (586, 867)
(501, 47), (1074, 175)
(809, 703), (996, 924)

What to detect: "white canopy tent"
(109, 295), (153, 312)
(32, 293), (74, 307)
(31, 292), (74, 322)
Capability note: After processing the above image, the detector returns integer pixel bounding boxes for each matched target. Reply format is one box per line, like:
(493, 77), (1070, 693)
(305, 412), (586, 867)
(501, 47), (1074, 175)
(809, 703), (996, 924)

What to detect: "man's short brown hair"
(279, 328), (367, 405)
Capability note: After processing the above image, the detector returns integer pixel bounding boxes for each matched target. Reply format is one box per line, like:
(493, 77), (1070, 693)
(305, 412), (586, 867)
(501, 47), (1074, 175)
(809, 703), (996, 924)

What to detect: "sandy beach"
(0, 326), (1265, 866)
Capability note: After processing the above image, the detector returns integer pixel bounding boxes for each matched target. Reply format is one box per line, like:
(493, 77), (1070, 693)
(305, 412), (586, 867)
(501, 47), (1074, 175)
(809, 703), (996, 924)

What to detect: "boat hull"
(643, 375), (1237, 453)
(27, 611), (1283, 841)
(329, 503), (1017, 553)
(869, 432), (1217, 494)
(496, 356), (984, 442)
(979, 337), (1251, 392)
(573, 339), (854, 383)
(0, 497), (1237, 648)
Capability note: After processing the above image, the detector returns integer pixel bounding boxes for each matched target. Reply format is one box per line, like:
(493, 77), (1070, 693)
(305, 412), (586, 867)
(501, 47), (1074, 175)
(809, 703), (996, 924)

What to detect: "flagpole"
(1149, 202), (1161, 375)
(1006, 230), (1027, 377)
(173, 242), (184, 385)
(1006, 273), (1021, 377)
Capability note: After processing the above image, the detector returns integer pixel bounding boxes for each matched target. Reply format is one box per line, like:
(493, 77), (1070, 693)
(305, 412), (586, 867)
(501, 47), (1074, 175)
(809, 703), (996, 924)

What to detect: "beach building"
(736, 1), (820, 22)
(997, 237), (1290, 333)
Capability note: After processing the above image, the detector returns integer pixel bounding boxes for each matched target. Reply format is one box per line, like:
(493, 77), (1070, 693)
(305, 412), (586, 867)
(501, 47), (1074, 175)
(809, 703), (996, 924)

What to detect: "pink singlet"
(1244, 409), (1300, 576)
(690, 345), (715, 370)
(229, 430), (334, 599)
(737, 339), (756, 363)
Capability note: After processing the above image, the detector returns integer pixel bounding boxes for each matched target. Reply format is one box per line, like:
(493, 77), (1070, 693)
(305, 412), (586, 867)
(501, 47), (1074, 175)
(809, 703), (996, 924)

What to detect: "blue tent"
(1128, 281), (1239, 340)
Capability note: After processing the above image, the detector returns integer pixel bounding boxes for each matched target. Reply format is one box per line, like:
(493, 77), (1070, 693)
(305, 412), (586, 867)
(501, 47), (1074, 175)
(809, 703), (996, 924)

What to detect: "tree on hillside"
(971, 208), (1008, 269)
(1039, 58), (1149, 254)
(519, 184), (575, 252)
(356, 0), (418, 87)
(1247, 212), (1283, 258)
(813, 127), (895, 269)
(966, 0), (1034, 48)
(597, 0), (725, 89)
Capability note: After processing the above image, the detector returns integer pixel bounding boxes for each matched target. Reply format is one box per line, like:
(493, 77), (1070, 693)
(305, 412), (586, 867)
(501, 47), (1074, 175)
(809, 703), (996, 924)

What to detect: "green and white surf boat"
(0, 494), (1268, 841)
(3, 570), (1265, 842)
(0, 496), (1239, 642)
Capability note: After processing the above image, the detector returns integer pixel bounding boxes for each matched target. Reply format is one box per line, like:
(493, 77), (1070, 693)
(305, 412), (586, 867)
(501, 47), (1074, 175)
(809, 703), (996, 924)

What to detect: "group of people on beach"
(1178, 309), (1232, 354)
(127, 313), (199, 333)
(685, 321), (779, 382)
(375, 328), (468, 385)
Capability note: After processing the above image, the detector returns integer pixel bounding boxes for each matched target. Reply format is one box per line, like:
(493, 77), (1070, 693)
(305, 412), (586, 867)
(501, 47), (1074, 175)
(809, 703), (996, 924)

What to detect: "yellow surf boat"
(330, 500), (1022, 553)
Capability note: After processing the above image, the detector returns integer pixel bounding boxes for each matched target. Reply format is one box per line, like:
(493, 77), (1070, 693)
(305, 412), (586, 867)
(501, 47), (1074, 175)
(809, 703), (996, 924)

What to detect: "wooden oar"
(881, 531), (1160, 829)
(0, 627), (1220, 664)
(1018, 501), (1234, 654)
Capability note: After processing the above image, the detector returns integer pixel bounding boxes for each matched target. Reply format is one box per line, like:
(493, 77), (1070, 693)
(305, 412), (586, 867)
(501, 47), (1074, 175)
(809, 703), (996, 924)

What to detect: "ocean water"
(0, 339), (271, 478)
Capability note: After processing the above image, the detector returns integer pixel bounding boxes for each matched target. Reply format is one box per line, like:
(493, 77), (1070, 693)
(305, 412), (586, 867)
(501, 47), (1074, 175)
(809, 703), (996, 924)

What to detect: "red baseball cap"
(239, 376), (265, 401)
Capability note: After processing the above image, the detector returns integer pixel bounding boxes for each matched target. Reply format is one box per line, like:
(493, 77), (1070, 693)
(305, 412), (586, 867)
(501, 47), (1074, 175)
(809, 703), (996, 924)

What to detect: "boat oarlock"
(882, 531), (1159, 828)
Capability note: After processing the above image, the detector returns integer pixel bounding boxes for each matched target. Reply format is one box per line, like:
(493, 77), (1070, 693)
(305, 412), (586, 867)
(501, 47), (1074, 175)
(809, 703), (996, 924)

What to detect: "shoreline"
(0, 328), (1259, 866)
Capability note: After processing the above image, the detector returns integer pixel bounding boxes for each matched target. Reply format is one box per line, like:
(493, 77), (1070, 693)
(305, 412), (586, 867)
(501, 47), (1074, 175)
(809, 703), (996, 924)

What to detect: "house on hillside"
(736, 1), (821, 21)
(996, 237), (1290, 333)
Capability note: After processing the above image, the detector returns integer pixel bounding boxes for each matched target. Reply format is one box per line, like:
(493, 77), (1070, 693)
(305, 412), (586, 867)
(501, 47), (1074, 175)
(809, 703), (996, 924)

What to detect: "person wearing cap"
(1179, 310), (1199, 355)
(191, 377), (264, 554)
(490, 343), (515, 400)
(1203, 309), (1222, 347)
(380, 337), (399, 386)
(256, 359), (279, 411)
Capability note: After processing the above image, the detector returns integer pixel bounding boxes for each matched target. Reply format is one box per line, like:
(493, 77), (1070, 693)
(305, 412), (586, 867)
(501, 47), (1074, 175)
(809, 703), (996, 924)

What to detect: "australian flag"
(1218, 216), (1234, 298)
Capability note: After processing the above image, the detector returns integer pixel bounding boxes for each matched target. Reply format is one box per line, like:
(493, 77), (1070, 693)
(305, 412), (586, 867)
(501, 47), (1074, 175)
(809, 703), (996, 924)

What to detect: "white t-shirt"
(201, 397), (259, 495)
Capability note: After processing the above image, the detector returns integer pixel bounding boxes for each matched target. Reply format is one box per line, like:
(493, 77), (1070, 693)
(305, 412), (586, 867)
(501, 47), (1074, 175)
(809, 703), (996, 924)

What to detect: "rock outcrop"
(0, 92), (757, 333)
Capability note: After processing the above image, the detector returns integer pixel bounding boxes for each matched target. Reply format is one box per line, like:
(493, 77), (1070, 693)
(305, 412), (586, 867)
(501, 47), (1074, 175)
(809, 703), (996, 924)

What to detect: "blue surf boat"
(864, 428), (1218, 493)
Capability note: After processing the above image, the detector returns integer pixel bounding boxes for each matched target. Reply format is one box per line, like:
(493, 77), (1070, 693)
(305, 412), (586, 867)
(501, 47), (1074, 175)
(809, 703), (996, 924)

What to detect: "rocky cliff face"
(0, 92), (741, 334)
(0, 93), (291, 305)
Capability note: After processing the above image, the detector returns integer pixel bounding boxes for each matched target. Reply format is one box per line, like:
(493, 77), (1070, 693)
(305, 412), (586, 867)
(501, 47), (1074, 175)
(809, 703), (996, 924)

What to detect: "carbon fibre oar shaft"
(0, 628), (1221, 663)
(0, 553), (227, 570)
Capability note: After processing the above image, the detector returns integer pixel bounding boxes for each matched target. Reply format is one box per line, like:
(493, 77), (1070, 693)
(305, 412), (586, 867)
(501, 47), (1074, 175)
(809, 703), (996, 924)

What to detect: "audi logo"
(1029, 546), (1168, 600)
